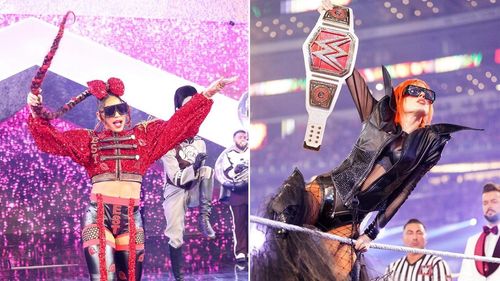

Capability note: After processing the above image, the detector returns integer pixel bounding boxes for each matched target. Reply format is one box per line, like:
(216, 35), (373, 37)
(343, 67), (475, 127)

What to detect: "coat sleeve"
(458, 237), (479, 281)
(222, 151), (236, 180)
(363, 133), (449, 239)
(161, 150), (195, 186)
(139, 93), (213, 164)
(27, 114), (92, 167)
(345, 69), (377, 122)
(160, 147), (199, 188)
(432, 258), (452, 281)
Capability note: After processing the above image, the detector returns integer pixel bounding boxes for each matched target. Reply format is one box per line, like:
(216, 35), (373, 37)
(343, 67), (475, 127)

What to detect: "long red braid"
(29, 11), (93, 120)
(31, 11), (75, 95)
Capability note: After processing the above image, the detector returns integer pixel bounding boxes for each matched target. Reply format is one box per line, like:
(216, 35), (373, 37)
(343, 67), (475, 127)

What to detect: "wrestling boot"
(198, 176), (216, 239)
(269, 168), (306, 238)
(169, 244), (185, 281)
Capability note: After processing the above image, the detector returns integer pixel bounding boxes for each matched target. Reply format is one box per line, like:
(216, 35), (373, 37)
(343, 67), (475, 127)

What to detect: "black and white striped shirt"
(385, 254), (452, 281)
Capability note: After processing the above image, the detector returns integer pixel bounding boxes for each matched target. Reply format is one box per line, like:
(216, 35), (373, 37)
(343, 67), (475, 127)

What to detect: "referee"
(385, 219), (452, 281)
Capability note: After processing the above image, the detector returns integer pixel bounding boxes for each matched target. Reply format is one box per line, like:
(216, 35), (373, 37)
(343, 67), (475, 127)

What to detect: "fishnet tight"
(305, 179), (357, 281)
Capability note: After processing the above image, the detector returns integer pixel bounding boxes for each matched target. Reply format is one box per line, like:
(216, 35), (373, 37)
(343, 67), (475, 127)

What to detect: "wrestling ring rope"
(250, 215), (500, 264)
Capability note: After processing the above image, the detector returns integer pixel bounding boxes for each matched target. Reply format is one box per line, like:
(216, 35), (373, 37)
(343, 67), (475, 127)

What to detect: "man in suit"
(459, 183), (500, 280)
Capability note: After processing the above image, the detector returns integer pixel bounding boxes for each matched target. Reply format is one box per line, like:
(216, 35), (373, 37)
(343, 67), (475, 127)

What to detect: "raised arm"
(27, 92), (91, 166)
(140, 93), (212, 164)
(317, 1), (375, 121)
(345, 69), (377, 122)
(141, 76), (236, 164)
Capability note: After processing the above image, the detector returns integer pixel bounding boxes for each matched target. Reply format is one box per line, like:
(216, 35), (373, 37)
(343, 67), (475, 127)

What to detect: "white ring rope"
(251, 215), (500, 264)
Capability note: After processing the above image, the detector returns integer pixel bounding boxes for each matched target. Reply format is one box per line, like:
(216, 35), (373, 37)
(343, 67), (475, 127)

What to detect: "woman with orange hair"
(253, 66), (476, 281)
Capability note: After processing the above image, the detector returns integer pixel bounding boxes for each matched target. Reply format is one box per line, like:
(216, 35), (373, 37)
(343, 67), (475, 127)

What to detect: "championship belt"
(302, 5), (358, 150)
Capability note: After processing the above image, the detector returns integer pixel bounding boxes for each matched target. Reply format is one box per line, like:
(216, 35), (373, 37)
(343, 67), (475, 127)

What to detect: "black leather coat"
(329, 69), (475, 239)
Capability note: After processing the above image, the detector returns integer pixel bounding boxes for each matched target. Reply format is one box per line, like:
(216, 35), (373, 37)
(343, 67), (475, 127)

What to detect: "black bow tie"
(483, 225), (499, 235)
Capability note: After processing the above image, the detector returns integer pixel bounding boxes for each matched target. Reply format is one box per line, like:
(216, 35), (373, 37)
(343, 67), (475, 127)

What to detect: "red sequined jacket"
(27, 94), (213, 183)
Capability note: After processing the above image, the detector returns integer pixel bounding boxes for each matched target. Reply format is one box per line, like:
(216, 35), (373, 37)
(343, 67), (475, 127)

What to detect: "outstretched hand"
(234, 164), (247, 174)
(318, 0), (334, 13)
(203, 76), (238, 98)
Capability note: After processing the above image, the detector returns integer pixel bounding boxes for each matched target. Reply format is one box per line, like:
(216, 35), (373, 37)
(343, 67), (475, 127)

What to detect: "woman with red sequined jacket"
(25, 11), (237, 281)
(27, 76), (235, 281)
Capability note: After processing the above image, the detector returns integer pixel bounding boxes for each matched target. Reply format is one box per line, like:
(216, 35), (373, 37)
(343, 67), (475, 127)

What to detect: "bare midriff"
(360, 164), (386, 192)
(91, 181), (141, 199)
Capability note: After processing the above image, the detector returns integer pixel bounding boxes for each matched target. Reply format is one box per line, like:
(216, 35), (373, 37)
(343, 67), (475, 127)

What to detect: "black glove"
(234, 164), (247, 174)
(193, 153), (208, 171)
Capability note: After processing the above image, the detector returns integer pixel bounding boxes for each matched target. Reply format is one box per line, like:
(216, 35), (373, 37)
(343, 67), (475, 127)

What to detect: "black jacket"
(330, 69), (475, 239)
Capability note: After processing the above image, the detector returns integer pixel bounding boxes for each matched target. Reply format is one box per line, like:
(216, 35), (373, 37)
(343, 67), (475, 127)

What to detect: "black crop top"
(375, 132), (408, 170)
